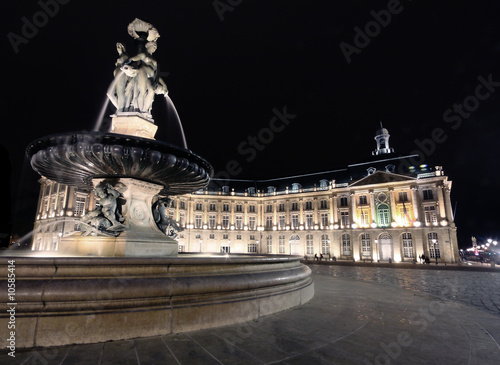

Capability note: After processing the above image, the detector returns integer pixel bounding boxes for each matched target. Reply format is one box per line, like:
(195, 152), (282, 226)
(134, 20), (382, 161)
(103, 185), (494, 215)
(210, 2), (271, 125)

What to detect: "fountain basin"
(26, 131), (213, 195)
(0, 254), (313, 348)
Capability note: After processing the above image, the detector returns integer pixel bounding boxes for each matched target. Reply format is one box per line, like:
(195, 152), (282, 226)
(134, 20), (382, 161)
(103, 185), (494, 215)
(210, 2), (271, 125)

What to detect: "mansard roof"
(349, 170), (416, 187)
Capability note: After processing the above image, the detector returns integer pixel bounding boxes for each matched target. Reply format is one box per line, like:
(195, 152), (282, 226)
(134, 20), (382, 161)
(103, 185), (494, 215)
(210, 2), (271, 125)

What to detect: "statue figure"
(80, 181), (126, 236)
(108, 18), (168, 117)
(152, 197), (183, 239)
(109, 42), (131, 112)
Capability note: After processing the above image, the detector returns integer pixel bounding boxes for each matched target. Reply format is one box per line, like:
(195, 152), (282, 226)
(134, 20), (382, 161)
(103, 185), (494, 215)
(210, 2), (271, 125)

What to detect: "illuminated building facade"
(31, 126), (460, 263)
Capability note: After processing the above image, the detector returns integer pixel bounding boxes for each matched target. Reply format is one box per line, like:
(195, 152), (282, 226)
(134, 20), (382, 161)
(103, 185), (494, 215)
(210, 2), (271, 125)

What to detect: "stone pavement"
(2, 264), (500, 364)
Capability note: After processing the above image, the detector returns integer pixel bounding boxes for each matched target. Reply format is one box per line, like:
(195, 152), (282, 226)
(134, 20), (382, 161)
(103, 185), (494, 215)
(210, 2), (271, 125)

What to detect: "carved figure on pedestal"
(80, 181), (126, 236)
(152, 197), (184, 239)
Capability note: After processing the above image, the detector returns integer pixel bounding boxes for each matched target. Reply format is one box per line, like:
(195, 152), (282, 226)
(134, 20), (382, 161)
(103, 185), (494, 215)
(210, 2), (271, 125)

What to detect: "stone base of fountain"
(59, 233), (179, 257)
(58, 178), (179, 257)
(0, 255), (314, 348)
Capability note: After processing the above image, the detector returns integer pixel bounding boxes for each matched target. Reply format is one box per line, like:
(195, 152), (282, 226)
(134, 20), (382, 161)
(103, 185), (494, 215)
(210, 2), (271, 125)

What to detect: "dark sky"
(2, 0), (500, 248)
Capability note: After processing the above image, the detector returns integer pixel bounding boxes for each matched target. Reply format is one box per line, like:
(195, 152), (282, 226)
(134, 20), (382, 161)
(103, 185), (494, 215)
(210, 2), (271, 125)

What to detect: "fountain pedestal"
(110, 114), (158, 139)
(59, 178), (178, 257)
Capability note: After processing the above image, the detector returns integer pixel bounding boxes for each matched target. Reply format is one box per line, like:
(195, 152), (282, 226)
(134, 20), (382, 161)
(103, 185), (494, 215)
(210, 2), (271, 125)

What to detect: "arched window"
(377, 204), (390, 227)
(342, 233), (351, 256)
(428, 232), (440, 259)
(321, 234), (330, 255)
(402, 233), (413, 258)
(361, 233), (371, 257)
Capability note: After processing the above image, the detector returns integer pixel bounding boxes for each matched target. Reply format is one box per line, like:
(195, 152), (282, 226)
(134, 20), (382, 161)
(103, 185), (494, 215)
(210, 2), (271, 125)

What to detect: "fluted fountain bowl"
(26, 131), (213, 195)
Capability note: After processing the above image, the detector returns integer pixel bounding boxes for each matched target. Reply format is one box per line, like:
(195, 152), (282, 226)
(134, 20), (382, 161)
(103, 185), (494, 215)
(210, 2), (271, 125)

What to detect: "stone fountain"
(27, 18), (211, 257)
(0, 19), (313, 349)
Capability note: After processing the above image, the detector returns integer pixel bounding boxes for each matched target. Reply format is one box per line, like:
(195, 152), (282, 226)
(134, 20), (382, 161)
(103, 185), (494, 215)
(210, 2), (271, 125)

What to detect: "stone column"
(437, 184), (446, 220)
(332, 195), (338, 225)
(411, 186), (419, 223)
(443, 185), (455, 226)
(350, 193), (357, 226)
(299, 198), (304, 226)
(389, 188), (397, 224)
(329, 196), (334, 226)
(369, 191), (376, 226)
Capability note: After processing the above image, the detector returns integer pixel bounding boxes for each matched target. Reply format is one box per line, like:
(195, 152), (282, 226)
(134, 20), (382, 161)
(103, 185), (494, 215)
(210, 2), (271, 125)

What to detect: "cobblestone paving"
(309, 264), (500, 317)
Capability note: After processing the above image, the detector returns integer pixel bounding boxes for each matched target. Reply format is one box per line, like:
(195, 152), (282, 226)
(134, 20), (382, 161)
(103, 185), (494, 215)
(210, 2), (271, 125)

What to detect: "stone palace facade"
(31, 126), (460, 263)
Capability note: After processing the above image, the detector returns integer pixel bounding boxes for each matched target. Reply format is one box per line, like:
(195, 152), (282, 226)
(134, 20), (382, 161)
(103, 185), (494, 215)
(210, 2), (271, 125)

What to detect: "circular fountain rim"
(26, 131), (214, 194)
(26, 131), (212, 172)
(1, 252), (305, 263)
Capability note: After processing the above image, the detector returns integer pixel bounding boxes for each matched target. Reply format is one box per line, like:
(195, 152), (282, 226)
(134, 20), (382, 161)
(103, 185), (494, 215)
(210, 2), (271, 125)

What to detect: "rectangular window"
(340, 211), (349, 227)
(360, 210), (369, 226)
(74, 196), (86, 217)
(278, 203), (285, 212)
(305, 213), (313, 229)
(291, 202), (298, 211)
(321, 213), (328, 228)
(342, 234), (351, 256)
(321, 234), (330, 255)
(399, 192), (408, 202)
(361, 233), (371, 257)
(235, 216), (243, 229)
(279, 235), (285, 254)
(180, 201), (186, 210)
(359, 195), (367, 205)
(209, 203), (216, 211)
(305, 201), (312, 210)
(236, 204), (243, 212)
(266, 216), (273, 228)
(209, 214), (216, 228)
(423, 189), (434, 200)
(237, 234), (242, 240)
(250, 234), (255, 241)
(306, 234), (314, 255)
(320, 200), (328, 209)
(180, 212), (185, 227)
(424, 206), (437, 224)
(266, 204), (273, 213)
(291, 214), (299, 229)
(195, 214), (202, 228)
(428, 232), (440, 259)
(223, 203), (230, 212)
(249, 205), (256, 213)
(402, 233), (414, 258)
(248, 243), (257, 253)
(195, 202), (203, 210)
(279, 215), (286, 229)
(223, 234), (229, 240)
(267, 235), (273, 253)
(209, 233), (215, 239)
(249, 216), (256, 230)
(340, 197), (348, 207)
(222, 215), (229, 228)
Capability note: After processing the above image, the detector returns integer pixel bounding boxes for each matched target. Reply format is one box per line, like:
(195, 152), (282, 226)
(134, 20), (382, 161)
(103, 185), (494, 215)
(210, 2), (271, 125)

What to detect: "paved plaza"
(2, 263), (500, 364)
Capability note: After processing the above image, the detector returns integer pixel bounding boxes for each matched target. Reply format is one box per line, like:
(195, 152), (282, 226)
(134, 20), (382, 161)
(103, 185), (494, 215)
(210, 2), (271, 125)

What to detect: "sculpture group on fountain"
(152, 197), (184, 239)
(81, 181), (126, 236)
(80, 181), (183, 239)
(108, 18), (168, 119)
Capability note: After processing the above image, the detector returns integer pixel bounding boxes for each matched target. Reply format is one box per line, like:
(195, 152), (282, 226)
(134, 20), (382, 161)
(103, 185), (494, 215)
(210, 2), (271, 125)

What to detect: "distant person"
(320, 253), (324, 261)
(314, 253), (318, 261)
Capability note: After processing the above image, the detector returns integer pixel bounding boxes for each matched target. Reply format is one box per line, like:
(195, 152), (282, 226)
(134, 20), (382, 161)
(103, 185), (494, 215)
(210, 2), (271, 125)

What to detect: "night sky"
(2, 0), (500, 248)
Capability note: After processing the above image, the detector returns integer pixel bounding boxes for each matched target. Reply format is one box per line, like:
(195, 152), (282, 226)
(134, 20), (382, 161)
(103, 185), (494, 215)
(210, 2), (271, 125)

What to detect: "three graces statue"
(108, 18), (168, 118)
